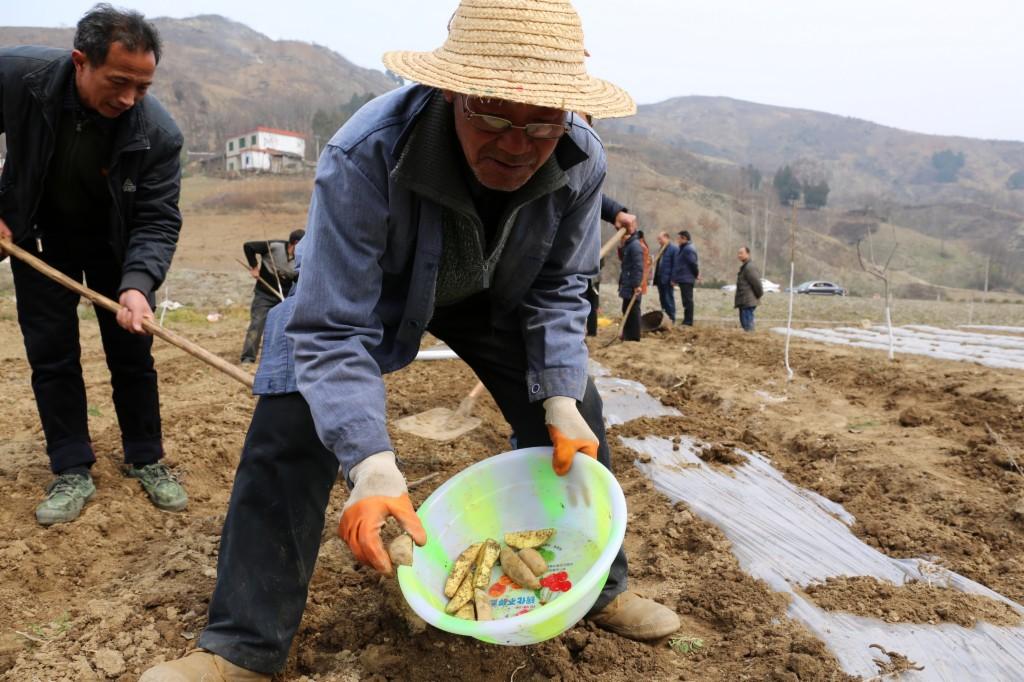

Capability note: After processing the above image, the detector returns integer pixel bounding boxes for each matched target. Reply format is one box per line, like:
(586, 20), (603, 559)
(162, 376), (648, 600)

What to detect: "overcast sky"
(5, 0), (1022, 141)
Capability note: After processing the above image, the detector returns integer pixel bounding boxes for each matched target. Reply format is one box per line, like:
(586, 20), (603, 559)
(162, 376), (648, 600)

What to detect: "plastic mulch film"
(589, 361), (681, 427)
(771, 326), (1024, 370)
(623, 435), (1024, 681)
(960, 325), (1024, 335)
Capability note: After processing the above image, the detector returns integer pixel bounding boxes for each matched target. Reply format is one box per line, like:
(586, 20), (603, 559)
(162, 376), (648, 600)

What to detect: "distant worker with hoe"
(144, 1), (679, 679)
(735, 245), (764, 332)
(654, 230), (679, 322)
(618, 221), (645, 341)
(239, 229), (304, 364)
(0, 4), (188, 526)
(585, 195), (636, 336)
(673, 230), (700, 326)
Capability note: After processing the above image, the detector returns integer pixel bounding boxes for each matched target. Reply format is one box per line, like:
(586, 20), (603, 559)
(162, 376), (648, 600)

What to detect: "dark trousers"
(739, 306), (756, 332)
(585, 278), (600, 337)
(200, 293), (628, 674)
(240, 288), (280, 362)
(11, 241), (162, 474)
(679, 283), (695, 326)
(657, 283), (676, 323)
(621, 294), (642, 341)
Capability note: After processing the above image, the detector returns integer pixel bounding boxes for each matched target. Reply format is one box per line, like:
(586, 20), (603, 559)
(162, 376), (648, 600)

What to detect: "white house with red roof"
(225, 127), (306, 173)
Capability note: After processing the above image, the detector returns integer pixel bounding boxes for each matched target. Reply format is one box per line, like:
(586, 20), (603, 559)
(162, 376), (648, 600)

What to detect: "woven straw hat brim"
(381, 0), (635, 119)
(383, 49), (635, 119)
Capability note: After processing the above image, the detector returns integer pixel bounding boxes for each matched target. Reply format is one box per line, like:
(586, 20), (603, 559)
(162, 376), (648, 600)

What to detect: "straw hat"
(382, 0), (636, 119)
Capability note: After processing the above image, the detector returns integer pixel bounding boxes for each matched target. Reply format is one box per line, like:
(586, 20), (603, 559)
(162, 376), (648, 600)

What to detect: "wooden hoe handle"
(2, 239), (254, 390)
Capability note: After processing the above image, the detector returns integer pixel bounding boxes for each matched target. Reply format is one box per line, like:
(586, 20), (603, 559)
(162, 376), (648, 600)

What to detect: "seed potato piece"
(504, 528), (556, 550)
(445, 571), (475, 614)
(444, 542), (483, 598)
(455, 602), (475, 620)
(499, 545), (541, 590)
(518, 547), (548, 576)
(474, 589), (492, 621)
(473, 539), (501, 590)
(387, 535), (414, 569)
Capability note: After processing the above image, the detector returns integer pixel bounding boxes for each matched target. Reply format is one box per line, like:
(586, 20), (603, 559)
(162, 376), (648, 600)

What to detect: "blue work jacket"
(254, 85), (606, 476)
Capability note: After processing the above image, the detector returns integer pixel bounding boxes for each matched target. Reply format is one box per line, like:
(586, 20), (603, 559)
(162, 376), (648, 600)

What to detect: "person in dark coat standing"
(618, 224), (644, 341)
(0, 6), (187, 525)
(672, 230), (700, 326)
(654, 231), (678, 322)
(585, 195), (636, 336)
(735, 246), (764, 332)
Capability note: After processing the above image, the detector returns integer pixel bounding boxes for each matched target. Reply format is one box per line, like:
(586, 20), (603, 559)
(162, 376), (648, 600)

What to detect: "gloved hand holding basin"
(396, 446), (627, 645)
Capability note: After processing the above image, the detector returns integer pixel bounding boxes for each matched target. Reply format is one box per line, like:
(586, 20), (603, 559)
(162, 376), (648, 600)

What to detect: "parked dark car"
(789, 280), (847, 296)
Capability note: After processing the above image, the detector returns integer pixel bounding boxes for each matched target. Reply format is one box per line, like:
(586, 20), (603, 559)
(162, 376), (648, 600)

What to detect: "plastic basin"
(396, 446), (627, 645)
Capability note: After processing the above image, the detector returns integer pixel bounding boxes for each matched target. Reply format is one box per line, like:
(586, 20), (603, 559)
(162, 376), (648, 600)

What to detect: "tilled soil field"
(0, 293), (1022, 681)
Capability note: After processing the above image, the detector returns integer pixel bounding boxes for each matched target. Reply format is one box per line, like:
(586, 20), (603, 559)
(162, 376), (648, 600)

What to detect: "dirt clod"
(92, 648), (126, 678)
(698, 443), (746, 466)
(804, 576), (1022, 628)
(898, 406), (930, 427)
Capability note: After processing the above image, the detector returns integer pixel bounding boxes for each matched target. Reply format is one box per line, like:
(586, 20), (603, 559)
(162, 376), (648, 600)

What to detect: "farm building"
(225, 127), (306, 173)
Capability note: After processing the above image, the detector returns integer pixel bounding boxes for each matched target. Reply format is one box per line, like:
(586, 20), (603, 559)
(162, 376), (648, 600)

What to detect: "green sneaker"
(127, 463), (188, 512)
(36, 473), (96, 526)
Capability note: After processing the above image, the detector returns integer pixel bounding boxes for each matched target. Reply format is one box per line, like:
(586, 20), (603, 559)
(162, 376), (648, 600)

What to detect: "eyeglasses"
(461, 97), (569, 140)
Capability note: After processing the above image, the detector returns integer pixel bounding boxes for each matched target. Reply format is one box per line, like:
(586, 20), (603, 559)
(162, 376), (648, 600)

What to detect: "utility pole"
(983, 256), (991, 304)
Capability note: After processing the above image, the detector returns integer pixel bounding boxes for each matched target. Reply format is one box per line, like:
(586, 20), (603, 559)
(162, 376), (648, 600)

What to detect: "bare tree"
(857, 227), (899, 361)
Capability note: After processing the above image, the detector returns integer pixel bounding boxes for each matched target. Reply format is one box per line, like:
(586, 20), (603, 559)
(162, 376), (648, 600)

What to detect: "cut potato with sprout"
(517, 547), (547, 576)
(499, 545), (541, 590)
(473, 539), (500, 591)
(444, 542), (483, 598)
(387, 535), (414, 569)
(504, 528), (556, 549)
(474, 589), (492, 621)
(445, 571), (475, 614)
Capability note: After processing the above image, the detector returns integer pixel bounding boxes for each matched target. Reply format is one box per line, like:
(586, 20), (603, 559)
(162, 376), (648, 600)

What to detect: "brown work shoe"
(587, 591), (681, 641)
(139, 650), (270, 682)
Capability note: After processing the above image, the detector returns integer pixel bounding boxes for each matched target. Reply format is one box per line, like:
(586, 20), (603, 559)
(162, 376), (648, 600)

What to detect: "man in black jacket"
(673, 230), (700, 326)
(735, 246), (764, 332)
(0, 5), (186, 525)
(240, 230), (304, 363)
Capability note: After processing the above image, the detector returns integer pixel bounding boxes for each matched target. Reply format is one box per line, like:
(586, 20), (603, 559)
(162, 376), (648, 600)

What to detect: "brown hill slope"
(0, 15), (396, 152)
(600, 96), (1024, 210)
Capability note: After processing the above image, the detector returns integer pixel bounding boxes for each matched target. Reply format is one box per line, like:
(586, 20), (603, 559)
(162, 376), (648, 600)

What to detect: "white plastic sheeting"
(589, 361), (681, 426)
(587, 366), (1024, 680)
(960, 325), (1024, 335)
(625, 436), (1024, 681)
(771, 326), (1024, 370)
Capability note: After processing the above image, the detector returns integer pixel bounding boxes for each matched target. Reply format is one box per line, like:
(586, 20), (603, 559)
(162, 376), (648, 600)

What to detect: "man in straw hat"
(144, 1), (679, 678)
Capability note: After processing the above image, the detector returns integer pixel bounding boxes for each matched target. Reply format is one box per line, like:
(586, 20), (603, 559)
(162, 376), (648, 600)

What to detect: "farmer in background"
(735, 245), (764, 332)
(0, 4), (187, 525)
(239, 229), (304, 364)
(585, 196), (636, 336)
(618, 222), (644, 341)
(673, 230), (700, 326)
(144, 1), (679, 679)
(654, 231), (678, 322)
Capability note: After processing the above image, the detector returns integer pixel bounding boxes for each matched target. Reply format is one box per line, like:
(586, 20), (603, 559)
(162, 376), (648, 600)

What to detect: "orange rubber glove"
(338, 452), (427, 575)
(543, 396), (599, 476)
